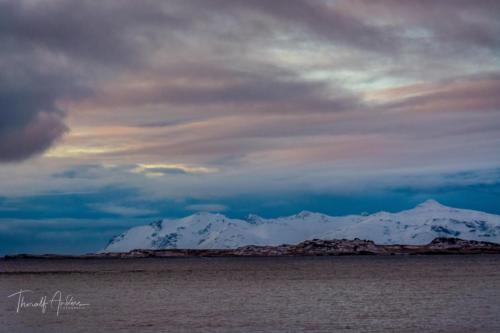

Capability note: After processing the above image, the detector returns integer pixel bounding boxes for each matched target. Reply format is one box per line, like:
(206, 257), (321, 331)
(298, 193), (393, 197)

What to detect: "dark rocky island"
(4, 237), (500, 259)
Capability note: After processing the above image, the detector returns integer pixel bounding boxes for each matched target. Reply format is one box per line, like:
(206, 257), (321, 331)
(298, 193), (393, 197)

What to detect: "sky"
(1, 0), (500, 254)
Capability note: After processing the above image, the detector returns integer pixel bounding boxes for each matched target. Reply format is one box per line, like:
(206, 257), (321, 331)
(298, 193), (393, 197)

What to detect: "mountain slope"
(104, 200), (500, 252)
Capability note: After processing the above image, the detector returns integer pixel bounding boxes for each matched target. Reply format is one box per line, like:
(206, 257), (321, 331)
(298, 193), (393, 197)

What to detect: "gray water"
(1, 255), (500, 333)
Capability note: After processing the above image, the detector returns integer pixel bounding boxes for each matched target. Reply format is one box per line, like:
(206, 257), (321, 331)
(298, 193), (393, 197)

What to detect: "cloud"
(192, 0), (400, 52)
(0, 5), (88, 161)
(185, 204), (228, 212)
(51, 165), (104, 179)
(84, 64), (362, 117)
(384, 73), (500, 113)
(0, 112), (67, 162)
(0, 0), (183, 66)
(0, 60), (79, 161)
(131, 163), (218, 177)
(346, 0), (500, 51)
(0, 0), (179, 162)
(88, 203), (157, 217)
(3, 0), (498, 164)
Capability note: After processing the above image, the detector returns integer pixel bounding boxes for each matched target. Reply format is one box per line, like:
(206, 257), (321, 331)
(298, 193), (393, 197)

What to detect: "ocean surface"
(1, 255), (500, 333)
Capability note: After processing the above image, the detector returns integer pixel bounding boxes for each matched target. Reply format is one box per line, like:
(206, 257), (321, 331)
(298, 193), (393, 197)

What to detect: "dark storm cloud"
(0, 0), (175, 162)
(0, 112), (67, 162)
(0, 62), (77, 162)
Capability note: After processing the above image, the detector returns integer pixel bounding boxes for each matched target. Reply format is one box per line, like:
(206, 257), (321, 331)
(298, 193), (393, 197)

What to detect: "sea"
(1, 255), (500, 332)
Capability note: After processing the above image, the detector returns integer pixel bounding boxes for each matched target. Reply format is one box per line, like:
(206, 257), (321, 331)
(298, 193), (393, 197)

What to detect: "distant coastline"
(4, 237), (500, 260)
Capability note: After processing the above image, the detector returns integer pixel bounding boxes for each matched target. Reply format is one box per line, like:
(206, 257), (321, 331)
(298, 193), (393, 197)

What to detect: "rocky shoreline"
(4, 237), (500, 259)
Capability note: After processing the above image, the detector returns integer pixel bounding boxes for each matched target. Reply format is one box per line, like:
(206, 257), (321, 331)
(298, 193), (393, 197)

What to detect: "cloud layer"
(0, 0), (499, 216)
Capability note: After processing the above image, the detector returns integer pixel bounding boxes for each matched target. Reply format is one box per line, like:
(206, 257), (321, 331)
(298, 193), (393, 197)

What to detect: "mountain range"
(104, 200), (500, 252)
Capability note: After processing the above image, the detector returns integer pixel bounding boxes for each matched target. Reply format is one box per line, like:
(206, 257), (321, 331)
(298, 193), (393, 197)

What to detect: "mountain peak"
(246, 214), (263, 224)
(416, 199), (446, 209)
(192, 211), (223, 216)
(295, 210), (315, 218)
(188, 211), (227, 221)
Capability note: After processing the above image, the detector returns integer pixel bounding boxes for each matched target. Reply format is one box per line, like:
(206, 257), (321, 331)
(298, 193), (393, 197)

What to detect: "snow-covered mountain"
(104, 200), (500, 252)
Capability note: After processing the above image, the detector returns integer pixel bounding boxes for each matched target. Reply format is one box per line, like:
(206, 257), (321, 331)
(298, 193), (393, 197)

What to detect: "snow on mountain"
(104, 200), (500, 252)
